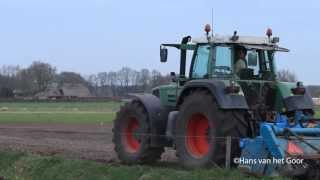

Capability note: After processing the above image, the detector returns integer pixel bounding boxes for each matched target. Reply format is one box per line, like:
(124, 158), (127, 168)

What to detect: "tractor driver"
(234, 47), (247, 75)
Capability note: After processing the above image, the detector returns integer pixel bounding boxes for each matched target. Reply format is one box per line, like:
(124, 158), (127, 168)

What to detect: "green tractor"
(113, 25), (320, 177)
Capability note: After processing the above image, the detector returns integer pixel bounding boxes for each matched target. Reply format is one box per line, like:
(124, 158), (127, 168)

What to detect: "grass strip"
(0, 151), (288, 180)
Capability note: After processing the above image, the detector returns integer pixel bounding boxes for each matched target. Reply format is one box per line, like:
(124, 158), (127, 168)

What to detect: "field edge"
(0, 150), (289, 180)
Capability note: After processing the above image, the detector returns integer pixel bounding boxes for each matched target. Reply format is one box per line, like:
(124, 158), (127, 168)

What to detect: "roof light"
(266, 28), (273, 38)
(204, 24), (211, 35)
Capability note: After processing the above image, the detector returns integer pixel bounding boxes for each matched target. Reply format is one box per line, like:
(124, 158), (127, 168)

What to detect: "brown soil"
(0, 123), (177, 163)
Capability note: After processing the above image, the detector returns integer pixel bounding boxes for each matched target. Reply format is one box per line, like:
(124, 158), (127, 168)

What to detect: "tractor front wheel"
(113, 100), (163, 164)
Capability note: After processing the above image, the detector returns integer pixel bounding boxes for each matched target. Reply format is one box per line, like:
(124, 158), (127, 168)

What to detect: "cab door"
(190, 45), (211, 79)
(177, 45), (211, 100)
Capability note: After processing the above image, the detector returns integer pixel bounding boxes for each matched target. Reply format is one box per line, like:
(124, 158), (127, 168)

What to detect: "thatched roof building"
(35, 83), (92, 99)
(61, 83), (91, 98)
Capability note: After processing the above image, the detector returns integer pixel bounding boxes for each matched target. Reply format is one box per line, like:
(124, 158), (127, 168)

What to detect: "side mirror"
(248, 52), (258, 66)
(170, 72), (176, 82)
(160, 46), (168, 62)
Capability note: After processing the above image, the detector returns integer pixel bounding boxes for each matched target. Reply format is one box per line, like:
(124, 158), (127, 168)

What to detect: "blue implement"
(239, 111), (320, 177)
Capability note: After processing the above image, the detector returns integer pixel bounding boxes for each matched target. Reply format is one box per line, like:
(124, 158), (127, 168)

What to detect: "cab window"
(191, 45), (210, 78)
(263, 51), (274, 71)
(240, 49), (275, 80)
(246, 50), (260, 75)
(213, 46), (232, 76)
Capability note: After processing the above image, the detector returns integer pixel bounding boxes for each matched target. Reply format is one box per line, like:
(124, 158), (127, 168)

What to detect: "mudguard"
(284, 93), (314, 112)
(177, 80), (249, 109)
(276, 82), (314, 112)
(130, 94), (168, 147)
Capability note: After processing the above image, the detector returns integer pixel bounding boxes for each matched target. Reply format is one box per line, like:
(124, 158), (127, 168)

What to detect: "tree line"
(86, 67), (171, 97)
(0, 61), (306, 98)
(0, 61), (171, 98)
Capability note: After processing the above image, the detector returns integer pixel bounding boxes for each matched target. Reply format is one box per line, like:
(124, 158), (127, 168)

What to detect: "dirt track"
(0, 123), (177, 163)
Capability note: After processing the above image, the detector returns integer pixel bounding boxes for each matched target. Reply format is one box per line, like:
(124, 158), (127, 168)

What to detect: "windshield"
(190, 44), (278, 80)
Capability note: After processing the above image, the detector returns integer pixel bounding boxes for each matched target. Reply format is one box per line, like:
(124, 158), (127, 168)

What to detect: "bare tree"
(97, 72), (108, 87)
(140, 69), (151, 92)
(96, 72), (109, 96)
(16, 69), (36, 95)
(0, 65), (20, 77)
(129, 70), (139, 87)
(277, 69), (297, 82)
(108, 71), (118, 96)
(85, 74), (100, 96)
(88, 74), (98, 87)
(0, 65), (20, 93)
(151, 70), (162, 87)
(117, 67), (135, 94)
(117, 67), (131, 87)
(134, 71), (141, 87)
(28, 61), (56, 92)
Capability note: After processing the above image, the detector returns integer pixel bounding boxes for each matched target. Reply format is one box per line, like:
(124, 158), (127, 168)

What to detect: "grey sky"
(0, 0), (319, 84)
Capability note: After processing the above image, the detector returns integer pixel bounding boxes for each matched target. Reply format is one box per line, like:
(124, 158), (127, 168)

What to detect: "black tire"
(112, 100), (164, 164)
(175, 90), (248, 168)
(297, 160), (320, 180)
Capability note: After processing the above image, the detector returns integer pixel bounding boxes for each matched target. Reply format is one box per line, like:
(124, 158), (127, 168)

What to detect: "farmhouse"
(36, 83), (92, 99)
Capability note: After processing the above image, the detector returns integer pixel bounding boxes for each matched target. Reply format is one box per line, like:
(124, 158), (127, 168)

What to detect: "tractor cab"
(160, 27), (288, 82)
(159, 26), (290, 111)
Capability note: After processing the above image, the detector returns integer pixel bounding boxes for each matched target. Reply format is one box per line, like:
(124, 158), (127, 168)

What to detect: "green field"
(0, 101), (319, 124)
(0, 101), (121, 112)
(0, 101), (316, 179)
(0, 151), (286, 180)
(0, 101), (121, 123)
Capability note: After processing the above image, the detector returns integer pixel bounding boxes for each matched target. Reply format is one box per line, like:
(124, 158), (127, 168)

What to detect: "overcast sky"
(0, 0), (320, 84)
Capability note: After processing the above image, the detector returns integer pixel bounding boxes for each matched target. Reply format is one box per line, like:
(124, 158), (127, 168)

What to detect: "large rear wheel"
(113, 100), (164, 164)
(175, 90), (248, 168)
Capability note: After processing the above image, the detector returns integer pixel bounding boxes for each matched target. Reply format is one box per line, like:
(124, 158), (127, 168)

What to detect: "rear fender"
(177, 80), (249, 109)
(284, 94), (314, 112)
(276, 82), (314, 112)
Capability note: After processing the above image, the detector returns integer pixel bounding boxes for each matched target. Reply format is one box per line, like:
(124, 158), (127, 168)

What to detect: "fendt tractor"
(113, 25), (320, 179)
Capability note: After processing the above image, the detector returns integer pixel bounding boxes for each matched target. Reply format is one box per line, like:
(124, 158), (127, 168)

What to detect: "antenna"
(211, 8), (214, 37)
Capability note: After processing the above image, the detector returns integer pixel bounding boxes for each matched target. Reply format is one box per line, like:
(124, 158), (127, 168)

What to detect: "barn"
(36, 83), (92, 99)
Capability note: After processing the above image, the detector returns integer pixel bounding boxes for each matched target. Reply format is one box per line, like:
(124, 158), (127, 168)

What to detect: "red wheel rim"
(186, 113), (210, 158)
(124, 117), (140, 153)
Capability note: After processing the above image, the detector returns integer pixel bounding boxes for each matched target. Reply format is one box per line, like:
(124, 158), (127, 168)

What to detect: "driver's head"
(236, 47), (247, 60)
